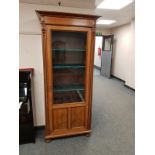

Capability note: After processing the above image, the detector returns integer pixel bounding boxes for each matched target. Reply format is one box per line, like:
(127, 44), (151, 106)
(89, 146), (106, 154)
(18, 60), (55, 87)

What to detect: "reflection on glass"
(51, 31), (86, 104)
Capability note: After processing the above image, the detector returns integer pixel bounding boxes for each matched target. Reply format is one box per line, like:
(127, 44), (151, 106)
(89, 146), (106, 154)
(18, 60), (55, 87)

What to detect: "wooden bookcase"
(36, 11), (100, 141)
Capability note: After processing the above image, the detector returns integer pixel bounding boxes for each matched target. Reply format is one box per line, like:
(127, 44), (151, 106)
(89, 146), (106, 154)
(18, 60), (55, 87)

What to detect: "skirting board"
(94, 65), (101, 70)
(111, 75), (135, 91)
(124, 84), (135, 91)
(34, 125), (45, 130)
(111, 75), (125, 82)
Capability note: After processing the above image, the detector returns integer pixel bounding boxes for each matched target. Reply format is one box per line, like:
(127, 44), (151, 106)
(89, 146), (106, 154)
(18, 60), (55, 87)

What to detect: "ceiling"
(19, 0), (135, 28)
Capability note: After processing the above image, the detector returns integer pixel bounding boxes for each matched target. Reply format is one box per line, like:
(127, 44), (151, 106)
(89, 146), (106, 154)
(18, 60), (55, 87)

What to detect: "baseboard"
(34, 125), (45, 130)
(111, 75), (135, 91)
(94, 65), (101, 70)
(111, 75), (125, 83)
(124, 84), (135, 91)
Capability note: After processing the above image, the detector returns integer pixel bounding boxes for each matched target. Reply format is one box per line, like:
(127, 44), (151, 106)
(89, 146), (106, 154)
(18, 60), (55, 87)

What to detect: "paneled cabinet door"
(52, 106), (86, 132)
(71, 106), (85, 128)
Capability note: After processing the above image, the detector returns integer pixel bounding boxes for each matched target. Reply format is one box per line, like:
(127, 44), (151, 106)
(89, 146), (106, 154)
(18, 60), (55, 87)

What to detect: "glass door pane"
(51, 31), (87, 104)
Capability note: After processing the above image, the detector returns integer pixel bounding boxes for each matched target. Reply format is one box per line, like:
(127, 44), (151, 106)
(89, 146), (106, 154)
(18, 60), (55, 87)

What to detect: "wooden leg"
(85, 133), (91, 137)
(45, 139), (51, 143)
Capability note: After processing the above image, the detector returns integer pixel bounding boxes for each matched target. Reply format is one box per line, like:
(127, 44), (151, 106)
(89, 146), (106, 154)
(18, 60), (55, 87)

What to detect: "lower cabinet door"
(52, 106), (86, 133)
(53, 108), (68, 130)
(71, 106), (85, 128)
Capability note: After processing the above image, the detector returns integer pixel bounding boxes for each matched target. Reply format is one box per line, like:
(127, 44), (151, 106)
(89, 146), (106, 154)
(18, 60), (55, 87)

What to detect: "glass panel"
(51, 31), (86, 104)
(104, 38), (112, 51)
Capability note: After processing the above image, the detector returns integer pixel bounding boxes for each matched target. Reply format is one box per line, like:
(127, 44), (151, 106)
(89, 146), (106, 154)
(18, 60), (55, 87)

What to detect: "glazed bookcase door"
(52, 31), (86, 104)
(46, 25), (91, 134)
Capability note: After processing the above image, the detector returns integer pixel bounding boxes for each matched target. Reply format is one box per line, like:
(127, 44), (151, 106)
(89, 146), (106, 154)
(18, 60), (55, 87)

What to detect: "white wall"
(19, 3), (96, 34)
(111, 24), (131, 80)
(19, 3), (97, 126)
(125, 20), (135, 88)
(19, 3), (135, 126)
(19, 34), (45, 126)
(96, 29), (111, 35)
(111, 20), (135, 89)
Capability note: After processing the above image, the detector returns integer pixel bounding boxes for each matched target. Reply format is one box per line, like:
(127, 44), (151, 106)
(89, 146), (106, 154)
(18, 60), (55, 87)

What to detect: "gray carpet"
(20, 68), (135, 155)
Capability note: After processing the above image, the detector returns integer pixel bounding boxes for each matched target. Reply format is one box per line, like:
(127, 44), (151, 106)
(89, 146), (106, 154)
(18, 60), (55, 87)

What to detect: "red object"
(98, 47), (101, 56)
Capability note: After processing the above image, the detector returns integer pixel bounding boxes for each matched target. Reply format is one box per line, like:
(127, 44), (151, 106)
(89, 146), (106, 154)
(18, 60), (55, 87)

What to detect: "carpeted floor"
(19, 68), (135, 155)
